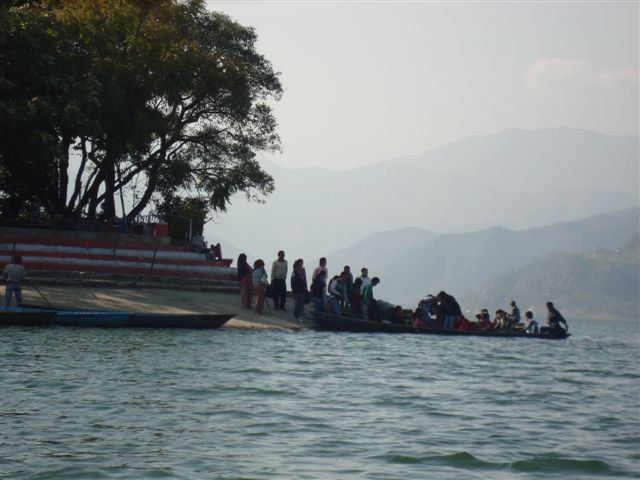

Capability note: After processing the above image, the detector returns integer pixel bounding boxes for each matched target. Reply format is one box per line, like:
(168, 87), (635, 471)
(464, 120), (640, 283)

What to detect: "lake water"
(1, 320), (639, 479)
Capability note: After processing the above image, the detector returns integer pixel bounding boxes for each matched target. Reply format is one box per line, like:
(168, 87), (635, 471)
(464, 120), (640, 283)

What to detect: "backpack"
(310, 277), (324, 296)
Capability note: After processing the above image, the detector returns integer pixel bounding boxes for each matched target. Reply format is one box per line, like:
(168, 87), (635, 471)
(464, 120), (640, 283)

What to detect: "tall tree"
(0, 0), (281, 224)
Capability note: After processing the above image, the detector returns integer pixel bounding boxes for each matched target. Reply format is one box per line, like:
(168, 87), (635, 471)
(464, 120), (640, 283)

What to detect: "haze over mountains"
(206, 127), (639, 318)
(328, 208), (639, 318)
(208, 127), (639, 263)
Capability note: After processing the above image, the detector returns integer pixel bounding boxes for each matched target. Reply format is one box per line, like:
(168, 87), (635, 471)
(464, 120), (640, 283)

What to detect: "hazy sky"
(207, 1), (639, 169)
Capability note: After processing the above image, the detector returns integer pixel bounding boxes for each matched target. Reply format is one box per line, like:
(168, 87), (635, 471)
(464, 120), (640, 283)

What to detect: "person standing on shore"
(291, 259), (308, 322)
(359, 267), (370, 293)
(252, 259), (269, 314)
(237, 254), (253, 309)
(270, 250), (288, 311)
(312, 257), (328, 282)
(342, 265), (353, 308)
(310, 270), (328, 312)
(3, 255), (25, 307)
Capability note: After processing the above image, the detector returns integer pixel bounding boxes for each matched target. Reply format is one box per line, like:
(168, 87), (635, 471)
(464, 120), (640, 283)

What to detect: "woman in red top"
(237, 253), (253, 309)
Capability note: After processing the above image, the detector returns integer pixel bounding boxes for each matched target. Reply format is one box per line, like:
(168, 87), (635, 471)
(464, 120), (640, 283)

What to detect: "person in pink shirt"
(312, 257), (328, 281)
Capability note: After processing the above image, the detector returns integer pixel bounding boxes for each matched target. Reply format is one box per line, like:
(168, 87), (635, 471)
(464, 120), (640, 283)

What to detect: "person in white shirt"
(270, 250), (288, 310)
(359, 267), (371, 294)
(3, 256), (25, 307)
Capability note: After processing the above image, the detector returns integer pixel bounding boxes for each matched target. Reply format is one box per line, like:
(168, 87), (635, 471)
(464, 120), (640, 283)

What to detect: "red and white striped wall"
(0, 235), (237, 281)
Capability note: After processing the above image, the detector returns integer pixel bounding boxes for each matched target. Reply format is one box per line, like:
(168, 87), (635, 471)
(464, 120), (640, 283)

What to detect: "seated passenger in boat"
(492, 309), (508, 330)
(411, 308), (428, 330)
(508, 300), (520, 322)
(475, 309), (492, 331)
(523, 310), (539, 334)
(541, 301), (568, 335)
(389, 305), (406, 325)
(418, 295), (436, 328)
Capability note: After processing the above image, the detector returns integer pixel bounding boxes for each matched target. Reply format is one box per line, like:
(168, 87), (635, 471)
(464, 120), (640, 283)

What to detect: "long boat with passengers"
(0, 305), (234, 329)
(312, 311), (571, 339)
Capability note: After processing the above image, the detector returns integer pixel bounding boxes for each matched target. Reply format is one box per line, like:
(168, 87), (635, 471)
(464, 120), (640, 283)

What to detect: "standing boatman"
(3, 255), (25, 307)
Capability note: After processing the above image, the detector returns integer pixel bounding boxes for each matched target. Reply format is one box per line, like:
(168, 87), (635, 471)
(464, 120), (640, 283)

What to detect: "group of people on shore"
(236, 251), (380, 322)
(408, 294), (568, 335)
(236, 251), (569, 335)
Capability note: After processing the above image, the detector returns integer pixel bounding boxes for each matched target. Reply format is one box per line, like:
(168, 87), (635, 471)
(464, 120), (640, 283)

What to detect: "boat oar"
(30, 282), (52, 308)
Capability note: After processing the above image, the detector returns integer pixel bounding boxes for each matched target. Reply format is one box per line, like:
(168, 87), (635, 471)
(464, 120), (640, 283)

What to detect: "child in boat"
(524, 310), (539, 334)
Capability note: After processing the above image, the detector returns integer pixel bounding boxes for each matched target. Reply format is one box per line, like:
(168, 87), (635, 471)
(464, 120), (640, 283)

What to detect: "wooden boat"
(312, 311), (571, 339)
(125, 312), (233, 329)
(0, 308), (56, 326)
(0, 306), (234, 329)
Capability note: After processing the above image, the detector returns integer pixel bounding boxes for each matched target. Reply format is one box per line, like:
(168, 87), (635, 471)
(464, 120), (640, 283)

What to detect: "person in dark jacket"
(541, 301), (568, 335)
(291, 259), (308, 322)
(310, 270), (327, 313)
(436, 291), (461, 330)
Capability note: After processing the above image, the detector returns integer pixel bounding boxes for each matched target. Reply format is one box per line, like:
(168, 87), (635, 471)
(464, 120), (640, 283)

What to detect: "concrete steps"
(0, 231), (236, 282)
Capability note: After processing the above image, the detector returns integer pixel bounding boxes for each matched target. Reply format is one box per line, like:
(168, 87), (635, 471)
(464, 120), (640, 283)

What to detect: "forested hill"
(327, 207), (639, 316)
(465, 234), (640, 320)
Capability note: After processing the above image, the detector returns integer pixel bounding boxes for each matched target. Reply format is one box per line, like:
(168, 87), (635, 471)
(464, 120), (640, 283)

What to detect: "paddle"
(30, 282), (52, 308)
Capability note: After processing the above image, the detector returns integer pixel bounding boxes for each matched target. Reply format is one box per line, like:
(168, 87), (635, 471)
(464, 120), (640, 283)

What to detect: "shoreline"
(19, 285), (310, 330)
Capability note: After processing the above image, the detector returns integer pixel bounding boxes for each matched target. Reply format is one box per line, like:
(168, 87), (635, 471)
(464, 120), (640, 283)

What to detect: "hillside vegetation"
(465, 234), (640, 319)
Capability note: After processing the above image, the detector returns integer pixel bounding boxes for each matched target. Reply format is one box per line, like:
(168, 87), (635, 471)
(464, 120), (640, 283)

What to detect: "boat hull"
(0, 306), (234, 329)
(0, 309), (56, 326)
(312, 312), (570, 339)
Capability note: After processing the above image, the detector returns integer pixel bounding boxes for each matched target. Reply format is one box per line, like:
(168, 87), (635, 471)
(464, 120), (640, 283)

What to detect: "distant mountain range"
(465, 233), (640, 320)
(327, 208), (640, 319)
(209, 127), (639, 263)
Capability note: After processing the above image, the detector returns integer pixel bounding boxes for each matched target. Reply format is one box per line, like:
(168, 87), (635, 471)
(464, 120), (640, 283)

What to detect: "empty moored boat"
(0, 306), (234, 329)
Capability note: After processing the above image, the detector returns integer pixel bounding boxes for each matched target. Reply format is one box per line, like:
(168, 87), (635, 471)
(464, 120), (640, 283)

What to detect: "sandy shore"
(19, 285), (310, 330)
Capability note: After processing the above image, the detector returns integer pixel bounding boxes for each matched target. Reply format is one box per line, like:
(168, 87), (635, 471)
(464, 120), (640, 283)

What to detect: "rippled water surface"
(1, 320), (639, 479)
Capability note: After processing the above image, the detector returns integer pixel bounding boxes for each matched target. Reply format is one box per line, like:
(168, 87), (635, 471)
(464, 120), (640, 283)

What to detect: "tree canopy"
(0, 0), (282, 225)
